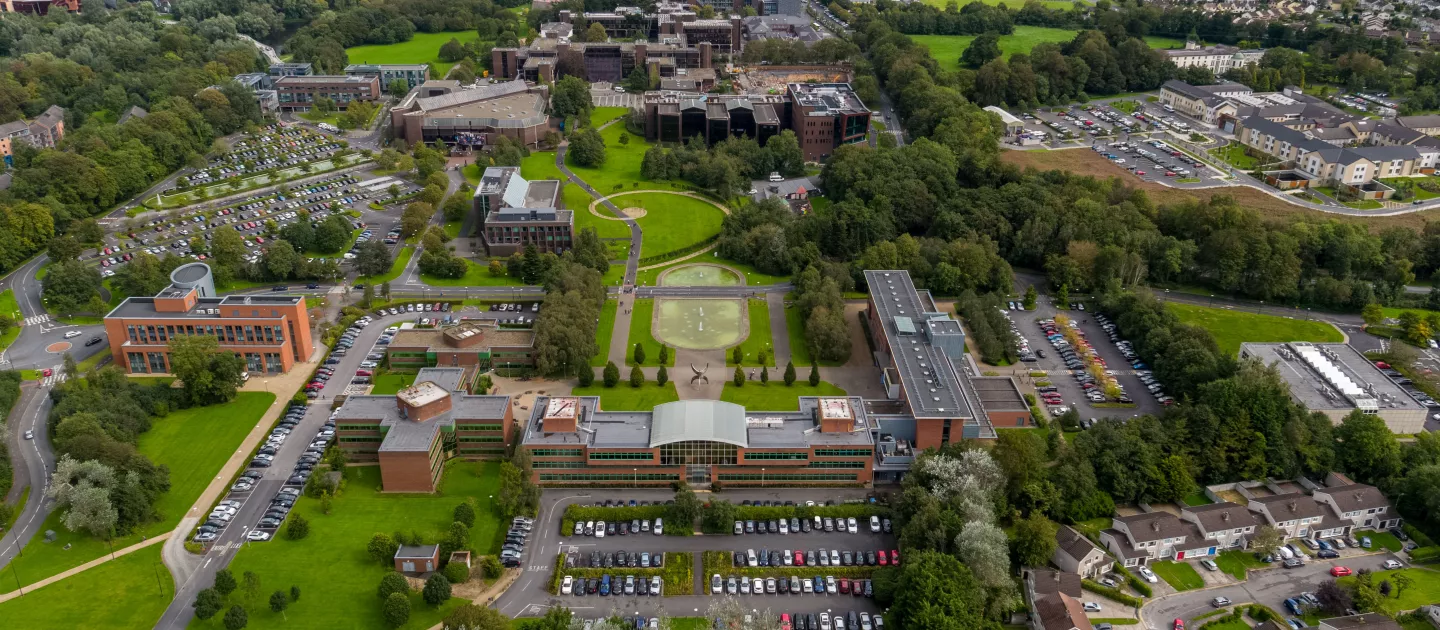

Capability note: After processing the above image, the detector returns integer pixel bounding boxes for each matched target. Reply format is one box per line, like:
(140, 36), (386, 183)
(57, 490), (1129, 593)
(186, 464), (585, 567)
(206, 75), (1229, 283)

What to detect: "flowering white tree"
(47, 455), (120, 537)
(955, 521), (1010, 588)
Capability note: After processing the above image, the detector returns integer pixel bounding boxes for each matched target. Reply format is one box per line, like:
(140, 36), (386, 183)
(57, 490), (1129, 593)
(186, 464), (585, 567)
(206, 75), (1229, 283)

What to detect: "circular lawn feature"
(658, 264), (744, 287)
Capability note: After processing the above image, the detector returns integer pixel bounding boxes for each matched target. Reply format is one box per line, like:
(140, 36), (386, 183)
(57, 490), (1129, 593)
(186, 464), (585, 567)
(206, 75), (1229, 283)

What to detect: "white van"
(1277, 545), (1294, 560)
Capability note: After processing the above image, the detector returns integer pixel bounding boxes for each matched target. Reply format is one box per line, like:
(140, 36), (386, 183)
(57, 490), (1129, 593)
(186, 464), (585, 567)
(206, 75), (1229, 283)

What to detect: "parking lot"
(1010, 295), (1166, 421)
(497, 489), (889, 626)
(1086, 136), (1227, 186)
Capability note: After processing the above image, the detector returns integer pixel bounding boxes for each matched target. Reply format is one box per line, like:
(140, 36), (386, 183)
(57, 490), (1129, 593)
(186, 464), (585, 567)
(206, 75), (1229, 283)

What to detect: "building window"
(659, 440), (738, 466)
(128, 353), (148, 373)
(147, 352), (167, 373)
(531, 448), (585, 458)
(539, 473), (680, 482)
(743, 452), (808, 461)
(458, 436), (504, 442)
(716, 473), (859, 482)
(813, 449), (872, 457)
(589, 452), (655, 460)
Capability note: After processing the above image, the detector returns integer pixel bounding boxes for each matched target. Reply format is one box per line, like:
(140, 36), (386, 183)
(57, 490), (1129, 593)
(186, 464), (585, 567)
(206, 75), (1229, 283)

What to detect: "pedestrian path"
(0, 532), (171, 604)
(40, 365), (66, 387)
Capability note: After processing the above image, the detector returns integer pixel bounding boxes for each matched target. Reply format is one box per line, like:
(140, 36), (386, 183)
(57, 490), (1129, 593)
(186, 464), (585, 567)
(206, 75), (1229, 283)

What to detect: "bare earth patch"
(621, 207), (647, 218)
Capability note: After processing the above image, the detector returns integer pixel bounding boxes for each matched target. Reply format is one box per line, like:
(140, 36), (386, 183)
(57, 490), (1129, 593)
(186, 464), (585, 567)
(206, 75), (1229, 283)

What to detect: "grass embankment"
(1166, 302), (1343, 356)
(0, 289), (20, 353)
(191, 462), (505, 630)
(357, 246), (413, 286)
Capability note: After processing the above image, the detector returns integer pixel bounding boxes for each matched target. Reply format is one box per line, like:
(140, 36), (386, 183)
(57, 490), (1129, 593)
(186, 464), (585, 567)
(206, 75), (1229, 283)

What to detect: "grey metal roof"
(413, 79), (529, 112)
(865, 270), (977, 420)
(648, 400), (748, 448)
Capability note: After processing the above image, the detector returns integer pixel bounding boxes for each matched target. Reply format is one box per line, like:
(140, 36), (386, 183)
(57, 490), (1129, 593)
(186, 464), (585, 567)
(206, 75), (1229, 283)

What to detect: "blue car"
(813, 576), (825, 593)
(600, 575), (612, 596)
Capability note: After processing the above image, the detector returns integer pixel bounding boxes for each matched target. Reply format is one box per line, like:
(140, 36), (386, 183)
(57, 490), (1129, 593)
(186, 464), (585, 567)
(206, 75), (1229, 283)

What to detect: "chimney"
(1151, 521), (1160, 532)
(1222, 512), (1230, 522)
(1289, 500), (1298, 512)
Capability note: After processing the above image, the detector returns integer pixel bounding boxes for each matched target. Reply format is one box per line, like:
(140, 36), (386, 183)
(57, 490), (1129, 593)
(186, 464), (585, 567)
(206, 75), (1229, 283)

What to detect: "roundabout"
(45, 341), (72, 354)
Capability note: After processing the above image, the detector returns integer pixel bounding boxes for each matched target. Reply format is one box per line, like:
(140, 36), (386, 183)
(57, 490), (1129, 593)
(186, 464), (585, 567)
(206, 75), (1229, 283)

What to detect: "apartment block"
(344, 64), (431, 91)
(1164, 41), (1264, 74)
(0, 104), (66, 162)
(101, 263), (315, 376)
(274, 75), (379, 111)
(1158, 80), (1252, 123)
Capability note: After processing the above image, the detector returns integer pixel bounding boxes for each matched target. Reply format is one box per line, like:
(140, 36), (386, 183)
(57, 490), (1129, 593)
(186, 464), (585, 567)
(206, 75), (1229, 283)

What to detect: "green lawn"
(920, 0), (1086, 10)
(1150, 560), (1204, 591)
(624, 193), (726, 259)
(1381, 178), (1440, 201)
(625, 299), (676, 367)
(591, 299), (619, 367)
(1357, 530), (1403, 552)
(633, 255), (791, 288)
(784, 305), (849, 367)
(0, 545), (172, 629)
(420, 258), (527, 287)
(727, 299), (775, 367)
(1, 393), (274, 594)
(191, 462), (504, 630)
(0, 289), (21, 354)
(1183, 492), (1213, 506)
(916, 29), (1184, 73)
(1337, 568), (1440, 614)
(357, 246), (413, 285)
(1211, 143), (1263, 169)
(1166, 302), (1343, 356)
(572, 382), (680, 410)
(371, 371), (417, 395)
(719, 381), (847, 411)
(345, 30), (483, 78)
(564, 115), (652, 195)
(1215, 550), (1267, 581)
(592, 106), (630, 125)
(519, 150), (631, 240)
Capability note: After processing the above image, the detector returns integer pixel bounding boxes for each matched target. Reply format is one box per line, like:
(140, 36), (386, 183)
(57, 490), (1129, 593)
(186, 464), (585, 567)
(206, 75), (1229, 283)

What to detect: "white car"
(1083, 602), (1102, 612)
(1384, 559), (1403, 569)
(561, 575), (574, 595)
(653, 518), (663, 535)
(246, 531), (271, 542)
(595, 520), (606, 538)
(64, 330), (82, 339)
(846, 517), (858, 534)
(1137, 566), (1158, 583)
(870, 515), (881, 533)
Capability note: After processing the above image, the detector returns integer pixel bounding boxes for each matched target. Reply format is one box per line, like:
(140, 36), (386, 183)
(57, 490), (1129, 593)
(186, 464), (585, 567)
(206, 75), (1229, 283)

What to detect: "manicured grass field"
(0, 289), (20, 353)
(719, 381), (847, 411)
(1150, 560), (1205, 591)
(920, 0), (1085, 10)
(572, 381), (680, 410)
(1215, 550), (1267, 581)
(191, 462), (504, 630)
(726, 299), (775, 367)
(357, 246), (413, 285)
(1166, 302), (1342, 356)
(915, 29), (1184, 73)
(520, 150), (631, 240)
(591, 299), (619, 367)
(420, 257), (528, 287)
(565, 115), (652, 195)
(1, 393), (274, 594)
(784, 305), (850, 367)
(345, 31), (482, 77)
(625, 299), (676, 367)
(1337, 568), (1440, 614)
(1211, 143), (1263, 169)
(371, 371), (417, 395)
(0, 545), (172, 629)
(625, 193), (726, 259)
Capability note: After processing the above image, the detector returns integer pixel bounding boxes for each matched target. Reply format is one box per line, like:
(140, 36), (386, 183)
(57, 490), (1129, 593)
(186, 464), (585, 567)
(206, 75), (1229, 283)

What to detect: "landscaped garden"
(1337, 568), (1440, 614)
(785, 305), (851, 366)
(1210, 143), (1264, 170)
(371, 371), (417, 395)
(616, 192), (726, 260)
(1166, 302), (1342, 356)
(344, 31), (483, 77)
(357, 246), (414, 286)
(419, 258), (527, 287)
(719, 381), (847, 411)
(726, 299), (775, 367)
(571, 381), (681, 410)
(634, 256), (790, 288)
(516, 151), (631, 240)
(590, 298), (619, 367)
(191, 461), (505, 630)
(0, 392), (274, 594)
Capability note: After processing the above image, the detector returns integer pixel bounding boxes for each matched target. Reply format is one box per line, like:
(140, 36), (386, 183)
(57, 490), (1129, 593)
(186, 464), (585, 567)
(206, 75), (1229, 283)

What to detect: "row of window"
(813, 449), (872, 457)
(127, 323), (285, 346)
(589, 452), (655, 460)
(805, 461), (867, 469)
(539, 473), (680, 482)
(460, 447), (506, 455)
(532, 448), (585, 457)
(458, 436), (504, 443)
(717, 473), (859, 482)
(743, 452), (808, 461)
(455, 424), (504, 432)
(339, 436), (382, 443)
(337, 424), (380, 432)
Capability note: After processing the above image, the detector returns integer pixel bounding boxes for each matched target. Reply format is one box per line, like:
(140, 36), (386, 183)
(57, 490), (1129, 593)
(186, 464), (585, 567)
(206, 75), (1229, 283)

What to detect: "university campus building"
(384, 319), (537, 371)
(274, 74), (380, 111)
(641, 83), (869, 160)
(101, 263), (315, 375)
(388, 80), (549, 148)
(332, 367), (515, 492)
(473, 166), (571, 256)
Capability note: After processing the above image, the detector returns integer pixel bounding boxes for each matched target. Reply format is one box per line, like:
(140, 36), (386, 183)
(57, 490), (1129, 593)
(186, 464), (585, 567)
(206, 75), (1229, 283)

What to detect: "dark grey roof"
(1242, 116), (1332, 154)
(1117, 512), (1192, 543)
(1375, 123), (1427, 144)
(865, 270), (977, 420)
(1252, 492), (1328, 520)
(32, 105), (64, 128)
(1352, 145), (1422, 162)
(1320, 614), (1403, 630)
(1102, 529), (1151, 559)
(378, 417), (444, 452)
(414, 367), (465, 393)
(395, 544), (439, 559)
(1185, 501), (1261, 533)
(1162, 80), (1251, 102)
(1397, 114), (1440, 129)
(1314, 484), (1392, 513)
(1028, 568), (1082, 596)
(1055, 525), (1101, 563)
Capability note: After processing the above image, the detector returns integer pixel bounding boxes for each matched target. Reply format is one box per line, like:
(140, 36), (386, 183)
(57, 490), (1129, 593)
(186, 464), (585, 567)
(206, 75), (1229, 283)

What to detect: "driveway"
(1141, 552), (1402, 629)
(495, 488), (888, 623)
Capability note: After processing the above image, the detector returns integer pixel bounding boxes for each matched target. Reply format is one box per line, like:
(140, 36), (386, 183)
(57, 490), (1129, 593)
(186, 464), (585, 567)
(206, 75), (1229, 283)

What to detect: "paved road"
(1141, 552), (1403, 630)
(153, 309), (419, 629)
(496, 488), (888, 623)
(0, 385), (55, 572)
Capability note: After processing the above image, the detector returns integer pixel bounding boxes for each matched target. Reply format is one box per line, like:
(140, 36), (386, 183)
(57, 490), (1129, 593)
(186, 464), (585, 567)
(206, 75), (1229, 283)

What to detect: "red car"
(1175, 620), (1185, 630)
(1165, 171), (1177, 177)
(1375, 361), (1391, 369)
(42, 368), (53, 377)
(877, 549), (889, 565)
(356, 369), (373, 377)
(794, 550), (804, 566)
(838, 578), (850, 594)
(890, 549), (900, 566)
(1330, 566), (1353, 577)
(1136, 170), (1146, 176)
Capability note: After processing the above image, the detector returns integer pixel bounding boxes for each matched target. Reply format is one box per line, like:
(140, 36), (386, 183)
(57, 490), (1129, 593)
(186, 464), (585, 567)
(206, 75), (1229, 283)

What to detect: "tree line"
(278, 0), (526, 74)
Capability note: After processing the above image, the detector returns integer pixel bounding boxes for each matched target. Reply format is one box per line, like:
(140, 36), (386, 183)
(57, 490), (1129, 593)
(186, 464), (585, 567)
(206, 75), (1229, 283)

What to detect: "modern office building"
(332, 367), (515, 492)
(519, 396), (877, 487)
(388, 79), (548, 147)
(492, 40), (714, 84)
(788, 83), (871, 160)
(101, 263), (316, 375)
(1239, 342), (1426, 433)
(385, 320), (537, 371)
(865, 270), (996, 447)
(640, 84), (867, 160)
(474, 166), (571, 256)
(268, 62), (314, 78)
(274, 75), (380, 111)
(344, 64), (431, 91)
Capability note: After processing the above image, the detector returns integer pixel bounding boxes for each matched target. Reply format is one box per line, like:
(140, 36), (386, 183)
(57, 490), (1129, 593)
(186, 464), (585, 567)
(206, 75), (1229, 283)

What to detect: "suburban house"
(1311, 472), (1402, 532)
(1246, 492), (1331, 539)
(1236, 116), (1440, 197)
(393, 544), (440, 574)
(1053, 525), (1113, 578)
(1023, 569), (1095, 630)
(1394, 115), (1440, 136)
(1099, 511), (1213, 567)
(1180, 501), (1261, 550)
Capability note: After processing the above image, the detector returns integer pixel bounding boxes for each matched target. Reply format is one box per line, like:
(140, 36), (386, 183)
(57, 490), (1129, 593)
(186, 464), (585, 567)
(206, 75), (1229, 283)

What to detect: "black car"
(733, 551), (745, 566)
(882, 518), (892, 533)
(1317, 549), (1339, 559)
(272, 285), (287, 291)
(258, 518), (281, 528)
(866, 550), (877, 565)
(306, 283), (319, 289)
(606, 521), (617, 536)
(250, 460), (271, 468)
(799, 519), (810, 533)
(85, 336), (103, 346)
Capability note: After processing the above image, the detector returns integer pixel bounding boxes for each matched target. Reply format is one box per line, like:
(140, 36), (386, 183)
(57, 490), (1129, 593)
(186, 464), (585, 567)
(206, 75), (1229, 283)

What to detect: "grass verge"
(726, 298), (775, 366)
(571, 382), (680, 410)
(1166, 302), (1342, 356)
(591, 299), (619, 367)
(0, 545), (171, 629)
(718, 381), (847, 411)
(625, 299), (676, 367)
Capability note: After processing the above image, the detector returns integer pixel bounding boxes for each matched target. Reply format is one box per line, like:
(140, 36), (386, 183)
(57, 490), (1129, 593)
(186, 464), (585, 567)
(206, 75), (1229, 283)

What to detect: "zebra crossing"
(41, 366), (67, 387)
(22, 314), (49, 326)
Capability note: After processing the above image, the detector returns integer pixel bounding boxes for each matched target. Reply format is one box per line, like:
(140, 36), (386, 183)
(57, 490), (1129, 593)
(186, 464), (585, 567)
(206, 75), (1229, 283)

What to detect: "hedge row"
(1112, 565), (1153, 597)
(700, 550), (879, 581)
(1082, 579), (1143, 608)
(550, 552), (693, 595)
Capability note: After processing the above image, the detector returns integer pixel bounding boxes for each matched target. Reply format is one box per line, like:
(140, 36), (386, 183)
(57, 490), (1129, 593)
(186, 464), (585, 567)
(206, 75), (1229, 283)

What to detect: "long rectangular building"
(389, 79), (548, 147)
(642, 83), (869, 160)
(274, 74), (379, 111)
(1239, 342), (1424, 434)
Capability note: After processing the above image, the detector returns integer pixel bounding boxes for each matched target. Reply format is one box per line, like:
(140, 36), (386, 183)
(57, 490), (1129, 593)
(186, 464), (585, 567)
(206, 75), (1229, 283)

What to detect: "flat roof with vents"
(1239, 342), (1422, 413)
(865, 270), (976, 420)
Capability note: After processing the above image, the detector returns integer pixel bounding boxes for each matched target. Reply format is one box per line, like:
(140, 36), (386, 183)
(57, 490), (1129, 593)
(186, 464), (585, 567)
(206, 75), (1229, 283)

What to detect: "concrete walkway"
(607, 292), (636, 368)
(767, 293), (790, 367)
(160, 347), (325, 590)
(555, 145), (642, 286)
(0, 532), (170, 603)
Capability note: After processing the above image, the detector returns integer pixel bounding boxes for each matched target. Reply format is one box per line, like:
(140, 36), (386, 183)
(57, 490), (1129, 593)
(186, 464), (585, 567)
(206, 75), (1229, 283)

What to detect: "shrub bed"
(550, 552), (694, 595)
(1113, 565), (1152, 597)
(701, 550), (879, 581)
(1082, 579), (1143, 607)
